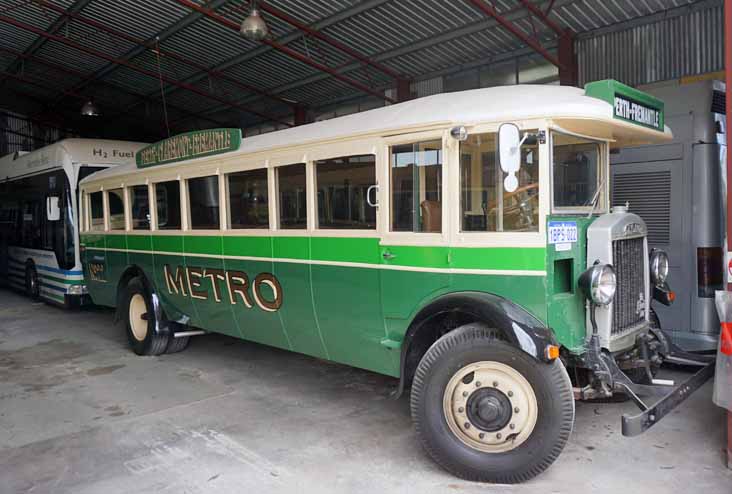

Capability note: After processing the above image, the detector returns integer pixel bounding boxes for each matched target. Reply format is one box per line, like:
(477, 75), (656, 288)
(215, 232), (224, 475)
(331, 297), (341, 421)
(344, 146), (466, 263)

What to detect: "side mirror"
(46, 196), (60, 221)
(498, 123), (522, 192)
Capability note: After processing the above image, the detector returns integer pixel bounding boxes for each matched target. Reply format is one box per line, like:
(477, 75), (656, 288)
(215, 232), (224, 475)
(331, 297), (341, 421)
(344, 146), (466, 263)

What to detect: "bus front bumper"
(614, 355), (714, 436)
(614, 340), (715, 437)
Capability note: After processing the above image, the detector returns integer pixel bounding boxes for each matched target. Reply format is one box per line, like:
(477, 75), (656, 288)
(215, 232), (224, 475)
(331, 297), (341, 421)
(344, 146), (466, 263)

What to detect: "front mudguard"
(393, 291), (559, 398)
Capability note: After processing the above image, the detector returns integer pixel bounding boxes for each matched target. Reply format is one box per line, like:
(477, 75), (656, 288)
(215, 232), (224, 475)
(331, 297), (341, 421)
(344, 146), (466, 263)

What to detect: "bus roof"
(81, 84), (673, 184)
(0, 138), (146, 182)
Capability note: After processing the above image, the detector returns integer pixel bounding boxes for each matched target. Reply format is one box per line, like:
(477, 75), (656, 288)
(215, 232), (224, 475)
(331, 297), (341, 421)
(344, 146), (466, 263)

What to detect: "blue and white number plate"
(547, 221), (578, 245)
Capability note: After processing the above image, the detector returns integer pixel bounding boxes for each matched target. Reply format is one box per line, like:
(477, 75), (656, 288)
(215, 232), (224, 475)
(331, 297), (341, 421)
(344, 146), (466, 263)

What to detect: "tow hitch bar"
(613, 338), (715, 437)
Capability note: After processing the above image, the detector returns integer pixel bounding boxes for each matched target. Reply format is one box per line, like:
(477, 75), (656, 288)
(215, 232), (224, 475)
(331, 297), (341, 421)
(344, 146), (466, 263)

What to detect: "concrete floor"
(0, 287), (730, 493)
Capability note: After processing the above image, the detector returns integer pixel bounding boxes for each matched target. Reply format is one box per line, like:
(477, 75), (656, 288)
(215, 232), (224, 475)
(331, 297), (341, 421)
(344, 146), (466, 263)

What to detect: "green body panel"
(80, 231), (593, 377)
(544, 216), (594, 353)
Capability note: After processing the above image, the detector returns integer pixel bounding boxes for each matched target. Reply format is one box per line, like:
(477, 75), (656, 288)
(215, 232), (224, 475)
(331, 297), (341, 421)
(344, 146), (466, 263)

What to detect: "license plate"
(548, 221), (578, 244)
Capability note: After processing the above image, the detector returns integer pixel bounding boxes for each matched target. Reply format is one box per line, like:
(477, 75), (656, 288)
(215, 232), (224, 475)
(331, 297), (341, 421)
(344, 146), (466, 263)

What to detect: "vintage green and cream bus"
(78, 80), (714, 483)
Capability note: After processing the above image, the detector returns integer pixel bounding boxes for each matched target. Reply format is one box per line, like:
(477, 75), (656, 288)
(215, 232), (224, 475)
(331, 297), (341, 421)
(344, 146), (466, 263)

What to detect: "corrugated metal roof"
(0, 0), (712, 141)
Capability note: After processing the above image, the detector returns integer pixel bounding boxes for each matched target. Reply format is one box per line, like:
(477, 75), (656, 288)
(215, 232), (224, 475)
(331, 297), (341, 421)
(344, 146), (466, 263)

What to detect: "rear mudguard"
(393, 291), (558, 398)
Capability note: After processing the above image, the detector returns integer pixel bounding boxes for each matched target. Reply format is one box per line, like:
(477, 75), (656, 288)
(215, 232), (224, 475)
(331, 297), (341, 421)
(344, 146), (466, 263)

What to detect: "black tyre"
(123, 277), (169, 356)
(25, 263), (40, 300)
(165, 335), (190, 354)
(410, 324), (574, 483)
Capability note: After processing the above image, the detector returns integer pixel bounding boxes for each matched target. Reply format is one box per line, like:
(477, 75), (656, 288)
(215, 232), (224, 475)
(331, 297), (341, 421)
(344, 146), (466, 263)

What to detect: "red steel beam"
(0, 47), (230, 128)
(33, 0), (294, 109)
(467, 0), (566, 71)
(257, 1), (401, 81)
(0, 13), (293, 127)
(518, 0), (565, 36)
(173, 0), (395, 103)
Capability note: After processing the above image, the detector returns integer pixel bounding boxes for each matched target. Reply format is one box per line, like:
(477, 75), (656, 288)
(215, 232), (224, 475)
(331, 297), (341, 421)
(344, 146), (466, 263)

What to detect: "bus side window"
(389, 140), (443, 233)
(228, 169), (268, 229)
(188, 176), (220, 230)
(459, 131), (539, 232)
(130, 185), (150, 230)
(89, 192), (104, 232)
(107, 189), (125, 231)
(155, 181), (181, 230)
(277, 163), (307, 229)
(315, 155), (376, 230)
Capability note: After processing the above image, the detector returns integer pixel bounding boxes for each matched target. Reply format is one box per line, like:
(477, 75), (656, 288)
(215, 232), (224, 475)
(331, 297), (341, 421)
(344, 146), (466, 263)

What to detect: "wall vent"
(612, 170), (671, 246)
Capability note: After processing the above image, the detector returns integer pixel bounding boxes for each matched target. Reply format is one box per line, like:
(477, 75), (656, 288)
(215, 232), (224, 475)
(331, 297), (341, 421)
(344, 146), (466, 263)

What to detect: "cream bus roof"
(82, 84), (672, 184)
(0, 138), (146, 182)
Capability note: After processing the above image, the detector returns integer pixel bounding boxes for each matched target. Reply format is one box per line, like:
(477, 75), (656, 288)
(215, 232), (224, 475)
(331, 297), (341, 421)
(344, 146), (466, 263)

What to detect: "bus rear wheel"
(123, 277), (169, 356)
(410, 324), (575, 483)
(25, 263), (40, 300)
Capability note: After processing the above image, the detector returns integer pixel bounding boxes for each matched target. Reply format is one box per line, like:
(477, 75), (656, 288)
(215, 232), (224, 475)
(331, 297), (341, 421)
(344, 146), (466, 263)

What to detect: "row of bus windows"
(85, 157), (376, 232)
(85, 134), (544, 234)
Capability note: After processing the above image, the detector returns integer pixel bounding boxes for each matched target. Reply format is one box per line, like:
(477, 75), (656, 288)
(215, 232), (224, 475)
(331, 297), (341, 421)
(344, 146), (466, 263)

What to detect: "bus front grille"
(612, 237), (646, 335)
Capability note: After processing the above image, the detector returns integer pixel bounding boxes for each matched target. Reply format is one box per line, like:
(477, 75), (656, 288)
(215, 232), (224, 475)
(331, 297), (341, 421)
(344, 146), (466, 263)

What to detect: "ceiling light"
(80, 99), (100, 117)
(240, 1), (268, 41)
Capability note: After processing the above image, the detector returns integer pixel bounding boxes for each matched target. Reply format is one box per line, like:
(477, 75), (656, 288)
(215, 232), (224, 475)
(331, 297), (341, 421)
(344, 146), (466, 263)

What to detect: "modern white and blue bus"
(0, 139), (145, 307)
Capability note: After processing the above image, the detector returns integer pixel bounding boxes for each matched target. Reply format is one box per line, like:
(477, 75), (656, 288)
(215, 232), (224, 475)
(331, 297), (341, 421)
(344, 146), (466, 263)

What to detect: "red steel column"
(725, 0), (732, 470)
(558, 30), (577, 86)
(293, 104), (309, 126)
(396, 79), (412, 102)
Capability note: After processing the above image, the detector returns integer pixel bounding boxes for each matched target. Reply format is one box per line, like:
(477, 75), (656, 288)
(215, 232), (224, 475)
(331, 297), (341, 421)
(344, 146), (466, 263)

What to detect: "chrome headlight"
(579, 264), (617, 306)
(649, 249), (669, 285)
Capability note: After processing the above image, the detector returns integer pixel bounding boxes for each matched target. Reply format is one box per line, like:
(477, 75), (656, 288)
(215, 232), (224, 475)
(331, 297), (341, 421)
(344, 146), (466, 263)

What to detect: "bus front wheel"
(410, 323), (575, 483)
(123, 277), (169, 356)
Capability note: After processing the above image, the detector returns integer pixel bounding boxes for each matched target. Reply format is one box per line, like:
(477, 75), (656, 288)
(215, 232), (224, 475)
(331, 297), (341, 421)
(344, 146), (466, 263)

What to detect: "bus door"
(308, 152), (386, 372)
(379, 137), (451, 350)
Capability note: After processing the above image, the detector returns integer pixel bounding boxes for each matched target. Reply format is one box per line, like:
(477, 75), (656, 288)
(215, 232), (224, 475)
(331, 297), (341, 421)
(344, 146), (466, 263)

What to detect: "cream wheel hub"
(128, 293), (148, 341)
(443, 361), (538, 453)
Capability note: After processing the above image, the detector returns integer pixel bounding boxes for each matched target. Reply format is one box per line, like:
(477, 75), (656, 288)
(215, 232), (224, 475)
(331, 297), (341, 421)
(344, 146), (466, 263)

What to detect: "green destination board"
(584, 79), (664, 131)
(136, 128), (242, 168)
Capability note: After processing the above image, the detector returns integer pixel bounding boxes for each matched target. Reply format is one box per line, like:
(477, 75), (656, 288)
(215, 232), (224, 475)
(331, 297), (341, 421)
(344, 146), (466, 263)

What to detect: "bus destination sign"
(584, 79), (664, 131)
(136, 128), (242, 168)
(613, 95), (661, 129)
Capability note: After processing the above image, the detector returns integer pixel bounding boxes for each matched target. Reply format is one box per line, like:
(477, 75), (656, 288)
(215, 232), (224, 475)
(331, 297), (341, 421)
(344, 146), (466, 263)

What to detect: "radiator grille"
(612, 237), (646, 335)
(612, 171), (671, 246)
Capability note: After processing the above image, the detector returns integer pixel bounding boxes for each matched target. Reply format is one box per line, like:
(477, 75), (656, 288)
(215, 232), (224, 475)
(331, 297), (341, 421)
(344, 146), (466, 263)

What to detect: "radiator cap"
(612, 203), (629, 214)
